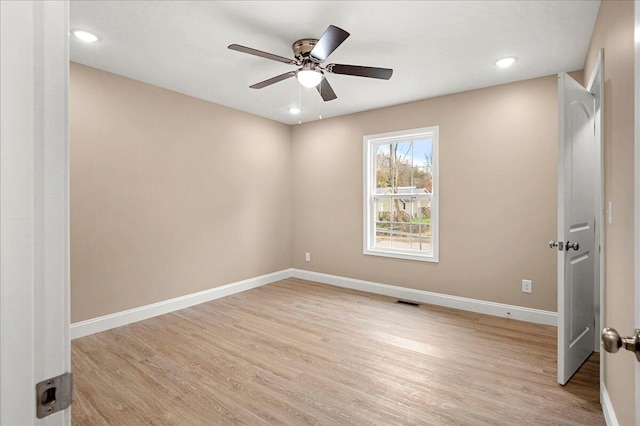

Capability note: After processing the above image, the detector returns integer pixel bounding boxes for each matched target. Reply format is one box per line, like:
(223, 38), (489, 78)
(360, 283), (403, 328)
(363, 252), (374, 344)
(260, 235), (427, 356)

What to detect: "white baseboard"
(291, 269), (557, 326)
(72, 268), (557, 339)
(601, 383), (619, 426)
(70, 269), (294, 339)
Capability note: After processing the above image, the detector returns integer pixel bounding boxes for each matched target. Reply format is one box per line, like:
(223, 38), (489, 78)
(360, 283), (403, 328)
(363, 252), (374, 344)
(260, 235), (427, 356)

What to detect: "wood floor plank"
(72, 279), (604, 425)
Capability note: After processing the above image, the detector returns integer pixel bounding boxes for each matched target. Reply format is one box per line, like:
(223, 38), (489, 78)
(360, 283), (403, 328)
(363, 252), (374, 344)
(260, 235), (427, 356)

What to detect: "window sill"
(364, 247), (439, 263)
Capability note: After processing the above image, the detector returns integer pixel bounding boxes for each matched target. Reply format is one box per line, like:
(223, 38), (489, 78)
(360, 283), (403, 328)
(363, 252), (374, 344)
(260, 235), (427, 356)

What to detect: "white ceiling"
(70, 1), (600, 125)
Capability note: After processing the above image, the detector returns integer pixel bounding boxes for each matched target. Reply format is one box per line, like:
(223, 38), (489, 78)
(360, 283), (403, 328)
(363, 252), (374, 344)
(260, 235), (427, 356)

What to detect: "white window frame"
(363, 126), (439, 262)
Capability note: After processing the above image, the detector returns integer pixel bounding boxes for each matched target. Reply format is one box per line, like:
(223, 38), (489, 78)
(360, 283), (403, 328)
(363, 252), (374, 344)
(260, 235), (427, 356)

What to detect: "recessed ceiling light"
(72, 30), (99, 43)
(288, 107), (301, 114)
(495, 57), (517, 68)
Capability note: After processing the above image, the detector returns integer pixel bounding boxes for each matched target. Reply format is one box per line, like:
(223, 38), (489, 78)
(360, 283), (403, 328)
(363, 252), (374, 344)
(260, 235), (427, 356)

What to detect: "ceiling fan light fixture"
(297, 69), (323, 88)
(495, 56), (517, 68)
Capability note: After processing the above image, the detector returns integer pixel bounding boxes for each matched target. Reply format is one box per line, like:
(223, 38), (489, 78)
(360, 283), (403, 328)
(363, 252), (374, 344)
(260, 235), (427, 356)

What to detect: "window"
(363, 126), (439, 262)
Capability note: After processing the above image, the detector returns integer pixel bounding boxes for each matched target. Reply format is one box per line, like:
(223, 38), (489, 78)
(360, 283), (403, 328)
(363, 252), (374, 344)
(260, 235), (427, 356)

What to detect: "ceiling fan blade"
(316, 77), (337, 101)
(327, 64), (393, 80)
(228, 44), (297, 65)
(250, 71), (296, 89)
(310, 25), (350, 62)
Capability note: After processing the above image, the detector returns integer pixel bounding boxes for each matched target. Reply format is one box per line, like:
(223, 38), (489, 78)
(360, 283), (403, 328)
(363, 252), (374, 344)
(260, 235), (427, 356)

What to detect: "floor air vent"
(396, 300), (420, 307)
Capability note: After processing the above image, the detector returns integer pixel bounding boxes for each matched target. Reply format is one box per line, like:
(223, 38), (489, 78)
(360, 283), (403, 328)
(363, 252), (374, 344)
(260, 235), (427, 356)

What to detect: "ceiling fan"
(228, 25), (393, 101)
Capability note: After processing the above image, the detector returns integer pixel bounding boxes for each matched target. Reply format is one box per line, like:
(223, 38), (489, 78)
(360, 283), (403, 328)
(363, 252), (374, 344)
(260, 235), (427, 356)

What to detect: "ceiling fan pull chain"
(318, 80), (322, 120)
(298, 83), (302, 125)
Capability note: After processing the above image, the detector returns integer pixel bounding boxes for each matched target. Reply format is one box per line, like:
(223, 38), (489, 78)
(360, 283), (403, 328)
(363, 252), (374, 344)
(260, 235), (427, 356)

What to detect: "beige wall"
(70, 63), (292, 323)
(583, 1), (636, 424)
(291, 76), (558, 311)
(72, 67), (560, 319)
(71, 64), (572, 319)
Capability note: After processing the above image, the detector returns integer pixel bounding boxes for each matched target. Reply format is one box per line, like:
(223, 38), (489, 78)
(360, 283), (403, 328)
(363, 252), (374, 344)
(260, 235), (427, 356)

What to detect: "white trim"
(586, 50), (604, 93)
(587, 50), (604, 356)
(1, 1), (70, 423)
(601, 383), (620, 426)
(634, 1), (640, 422)
(70, 269), (293, 339)
(291, 269), (557, 326)
(557, 72), (568, 383)
(363, 247), (437, 263)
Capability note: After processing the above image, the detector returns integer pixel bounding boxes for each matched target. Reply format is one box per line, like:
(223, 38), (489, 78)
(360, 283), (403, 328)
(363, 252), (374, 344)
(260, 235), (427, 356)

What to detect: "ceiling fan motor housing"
(292, 38), (320, 63)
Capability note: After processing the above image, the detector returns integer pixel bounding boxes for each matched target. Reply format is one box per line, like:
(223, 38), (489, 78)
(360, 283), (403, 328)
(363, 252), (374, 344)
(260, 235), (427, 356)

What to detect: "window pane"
(391, 141), (412, 168)
(376, 202), (433, 253)
(393, 167), (413, 188)
(376, 169), (392, 192)
(412, 201), (422, 219)
(413, 166), (433, 193)
(422, 224), (433, 254)
(379, 139), (433, 193)
(375, 228), (392, 248)
(390, 221), (410, 249)
(375, 198), (391, 220)
(375, 144), (391, 169)
(415, 199), (430, 220)
(412, 138), (433, 167)
(392, 203), (411, 222)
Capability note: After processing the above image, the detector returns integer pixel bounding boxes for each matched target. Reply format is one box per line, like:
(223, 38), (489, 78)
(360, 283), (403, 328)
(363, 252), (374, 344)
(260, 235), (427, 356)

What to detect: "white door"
(557, 72), (596, 385)
(0, 1), (71, 424)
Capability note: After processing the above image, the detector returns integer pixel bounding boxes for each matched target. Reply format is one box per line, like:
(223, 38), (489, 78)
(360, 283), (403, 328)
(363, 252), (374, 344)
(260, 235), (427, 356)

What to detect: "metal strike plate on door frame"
(36, 372), (73, 418)
(549, 240), (564, 251)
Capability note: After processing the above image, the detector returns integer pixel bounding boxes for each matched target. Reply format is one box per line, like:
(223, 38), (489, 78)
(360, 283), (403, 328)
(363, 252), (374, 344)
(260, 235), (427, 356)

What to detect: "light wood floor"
(72, 278), (603, 425)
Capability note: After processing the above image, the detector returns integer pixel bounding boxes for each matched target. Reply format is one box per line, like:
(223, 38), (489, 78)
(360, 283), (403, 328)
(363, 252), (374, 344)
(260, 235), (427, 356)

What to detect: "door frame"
(585, 49), (604, 384)
(0, 1), (70, 423)
(634, 1), (640, 421)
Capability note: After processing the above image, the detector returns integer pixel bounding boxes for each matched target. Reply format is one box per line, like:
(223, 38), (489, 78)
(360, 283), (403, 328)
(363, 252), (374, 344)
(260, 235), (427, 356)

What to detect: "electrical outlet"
(522, 279), (532, 293)
(304, 252), (311, 262)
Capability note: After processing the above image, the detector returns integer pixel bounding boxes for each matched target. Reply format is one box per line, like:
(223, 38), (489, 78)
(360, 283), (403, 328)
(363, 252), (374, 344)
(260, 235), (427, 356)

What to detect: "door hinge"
(36, 372), (73, 418)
